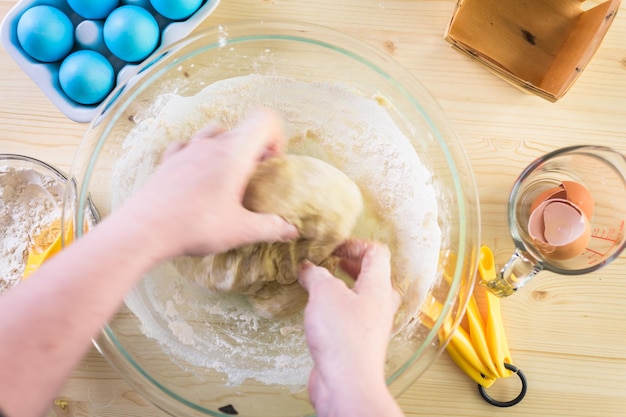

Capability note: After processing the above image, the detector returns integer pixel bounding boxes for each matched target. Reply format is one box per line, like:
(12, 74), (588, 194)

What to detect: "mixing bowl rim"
(0, 153), (69, 180)
(96, 325), (229, 417)
(0, 152), (101, 227)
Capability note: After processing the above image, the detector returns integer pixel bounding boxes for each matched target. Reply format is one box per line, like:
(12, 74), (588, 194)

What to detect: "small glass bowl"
(67, 21), (480, 417)
(0, 154), (98, 289)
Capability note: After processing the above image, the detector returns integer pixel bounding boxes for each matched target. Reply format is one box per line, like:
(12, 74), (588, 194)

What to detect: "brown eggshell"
(531, 237), (557, 255)
(561, 181), (594, 220)
(530, 186), (567, 213)
(527, 199), (591, 261)
(545, 217), (590, 261)
(528, 201), (548, 242)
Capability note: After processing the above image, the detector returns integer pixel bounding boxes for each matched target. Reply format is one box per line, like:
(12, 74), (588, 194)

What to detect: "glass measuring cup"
(482, 145), (626, 296)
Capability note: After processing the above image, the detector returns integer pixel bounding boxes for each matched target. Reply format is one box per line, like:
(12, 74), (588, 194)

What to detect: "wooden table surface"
(2, 1), (626, 416)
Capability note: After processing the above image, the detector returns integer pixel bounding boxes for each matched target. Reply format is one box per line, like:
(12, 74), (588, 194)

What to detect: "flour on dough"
(172, 154), (363, 318)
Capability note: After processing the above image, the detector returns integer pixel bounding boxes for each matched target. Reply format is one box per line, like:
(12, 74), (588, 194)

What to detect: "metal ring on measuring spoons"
(478, 363), (527, 407)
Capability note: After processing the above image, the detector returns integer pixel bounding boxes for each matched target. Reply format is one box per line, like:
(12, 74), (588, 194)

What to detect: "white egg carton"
(0, 0), (221, 123)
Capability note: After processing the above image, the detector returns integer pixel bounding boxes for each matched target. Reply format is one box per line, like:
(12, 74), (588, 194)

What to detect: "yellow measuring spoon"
(421, 246), (527, 407)
(478, 246), (514, 378)
(478, 245), (496, 282)
(22, 220), (73, 279)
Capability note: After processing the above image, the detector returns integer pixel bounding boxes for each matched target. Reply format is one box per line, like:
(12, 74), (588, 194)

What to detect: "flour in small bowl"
(0, 165), (65, 292)
(113, 74), (442, 387)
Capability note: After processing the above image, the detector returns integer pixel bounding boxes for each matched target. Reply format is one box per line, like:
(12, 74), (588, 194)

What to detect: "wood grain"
(1, 0), (625, 416)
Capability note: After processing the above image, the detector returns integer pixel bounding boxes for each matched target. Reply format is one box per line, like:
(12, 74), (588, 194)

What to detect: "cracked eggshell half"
(530, 181), (594, 220)
(528, 198), (591, 261)
(560, 180), (594, 220)
(530, 185), (567, 213)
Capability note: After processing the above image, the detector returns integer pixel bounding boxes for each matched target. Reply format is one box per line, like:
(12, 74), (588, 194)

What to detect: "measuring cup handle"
(480, 248), (542, 297)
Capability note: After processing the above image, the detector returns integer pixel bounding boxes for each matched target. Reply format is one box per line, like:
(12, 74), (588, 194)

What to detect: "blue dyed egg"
(150, 0), (202, 20)
(67, 0), (120, 19)
(103, 5), (160, 62)
(59, 50), (115, 105)
(16, 5), (74, 63)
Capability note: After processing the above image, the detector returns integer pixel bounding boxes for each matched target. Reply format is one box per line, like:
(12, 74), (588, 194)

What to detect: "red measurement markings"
(591, 220), (624, 243)
(585, 221), (625, 264)
(584, 247), (605, 265)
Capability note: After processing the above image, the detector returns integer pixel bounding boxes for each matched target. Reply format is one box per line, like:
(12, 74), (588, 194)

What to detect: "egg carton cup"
(0, 0), (221, 123)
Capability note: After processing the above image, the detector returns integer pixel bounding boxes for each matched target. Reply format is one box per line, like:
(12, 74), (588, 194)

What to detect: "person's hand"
(0, 108), (303, 417)
(120, 108), (298, 259)
(298, 240), (404, 417)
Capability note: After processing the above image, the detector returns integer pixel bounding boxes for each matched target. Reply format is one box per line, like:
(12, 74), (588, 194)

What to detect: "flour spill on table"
(113, 74), (441, 387)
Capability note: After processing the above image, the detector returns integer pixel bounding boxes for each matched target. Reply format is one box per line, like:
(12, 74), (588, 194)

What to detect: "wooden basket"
(445, 0), (621, 101)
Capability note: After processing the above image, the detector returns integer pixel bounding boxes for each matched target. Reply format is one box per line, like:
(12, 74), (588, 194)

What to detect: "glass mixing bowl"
(66, 20), (480, 417)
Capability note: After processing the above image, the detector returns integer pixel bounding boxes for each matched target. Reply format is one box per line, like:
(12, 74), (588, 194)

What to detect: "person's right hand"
(298, 240), (404, 417)
(117, 108), (298, 261)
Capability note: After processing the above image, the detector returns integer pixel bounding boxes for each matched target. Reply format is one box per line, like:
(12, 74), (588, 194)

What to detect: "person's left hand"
(120, 108), (299, 259)
(297, 240), (402, 417)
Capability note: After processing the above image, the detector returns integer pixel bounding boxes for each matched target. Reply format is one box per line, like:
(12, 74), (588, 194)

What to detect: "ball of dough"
(172, 154), (363, 318)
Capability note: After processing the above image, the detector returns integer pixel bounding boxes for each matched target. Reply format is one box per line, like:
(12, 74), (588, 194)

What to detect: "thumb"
(297, 260), (333, 292)
(239, 211), (299, 244)
(352, 243), (392, 295)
